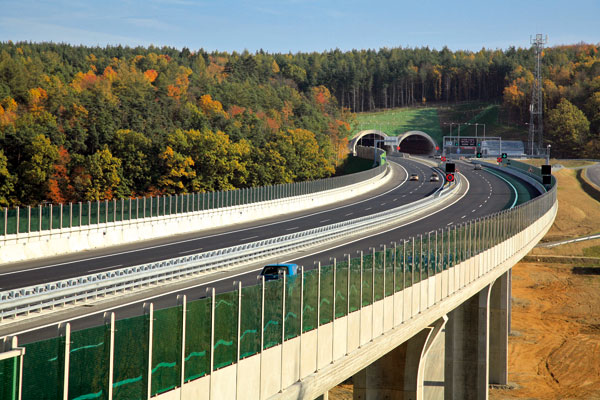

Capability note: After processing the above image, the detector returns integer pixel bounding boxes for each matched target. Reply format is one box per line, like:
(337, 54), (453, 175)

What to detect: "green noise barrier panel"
(302, 269), (318, 332)
(374, 251), (385, 301)
(385, 248), (395, 297)
(213, 291), (237, 370)
(0, 355), (20, 400)
(22, 337), (60, 400)
(335, 260), (349, 319)
(349, 257), (361, 312)
(263, 279), (283, 349)
(284, 276), (302, 340)
(239, 285), (261, 358)
(319, 265), (334, 325)
(68, 325), (107, 400)
(395, 244), (404, 292)
(151, 306), (182, 396)
(184, 297), (211, 382)
(362, 254), (373, 306)
(113, 315), (148, 400)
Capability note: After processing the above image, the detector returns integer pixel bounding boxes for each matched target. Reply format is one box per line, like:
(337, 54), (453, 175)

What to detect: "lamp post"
(546, 144), (551, 165)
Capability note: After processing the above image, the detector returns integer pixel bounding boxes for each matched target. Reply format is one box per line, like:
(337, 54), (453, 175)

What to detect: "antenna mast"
(528, 33), (547, 155)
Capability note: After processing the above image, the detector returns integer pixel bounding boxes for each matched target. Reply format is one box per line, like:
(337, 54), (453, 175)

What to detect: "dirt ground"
(489, 262), (600, 399)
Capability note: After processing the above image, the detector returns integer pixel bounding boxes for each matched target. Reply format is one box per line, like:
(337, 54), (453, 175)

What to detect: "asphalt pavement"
(9, 159), (539, 344)
(0, 158), (440, 290)
(585, 163), (600, 189)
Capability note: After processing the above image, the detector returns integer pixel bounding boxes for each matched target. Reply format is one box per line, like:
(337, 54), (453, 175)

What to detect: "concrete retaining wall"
(0, 166), (392, 265)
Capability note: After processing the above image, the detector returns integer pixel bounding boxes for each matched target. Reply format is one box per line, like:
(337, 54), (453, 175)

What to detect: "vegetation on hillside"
(0, 42), (599, 207)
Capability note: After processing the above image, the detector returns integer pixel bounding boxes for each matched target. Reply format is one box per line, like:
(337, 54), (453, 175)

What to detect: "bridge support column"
(444, 284), (492, 400)
(353, 316), (447, 400)
(489, 271), (509, 386)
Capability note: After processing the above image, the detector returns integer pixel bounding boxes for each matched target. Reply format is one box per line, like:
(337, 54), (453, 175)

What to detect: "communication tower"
(528, 34), (547, 155)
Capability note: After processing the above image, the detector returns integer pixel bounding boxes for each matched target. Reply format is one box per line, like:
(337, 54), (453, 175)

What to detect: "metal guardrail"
(0, 174), (460, 320)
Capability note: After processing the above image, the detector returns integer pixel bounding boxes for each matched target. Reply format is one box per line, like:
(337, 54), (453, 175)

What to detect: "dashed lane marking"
(240, 235), (258, 241)
(178, 248), (203, 255)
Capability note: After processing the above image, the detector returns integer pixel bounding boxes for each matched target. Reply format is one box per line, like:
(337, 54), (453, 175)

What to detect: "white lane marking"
(402, 195), (407, 198)
(393, 198), (397, 202)
(461, 215), (466, 219)
(380, 203), (386, 206)
(178, 248), (203, 255)
(365, 207), (372, 211)
(472, 209), (476, 213)
(447, 222), (453, 226)
(89, 265), (122, 273)
(0, 162), (411, 278)
(7, 172), (472, 339)
(240, 235), (258, 241)
(479, 204), (483, 208)
(285, 227), (299, 231)
(345, 213), (353, 216)
(319, 219), (330, 223)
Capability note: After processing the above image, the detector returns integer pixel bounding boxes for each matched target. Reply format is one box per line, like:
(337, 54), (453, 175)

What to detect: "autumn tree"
(547, 99), (590, 157)
(110, 129), (153, 195)
(0, 149), (15, 206)
(17, 134), (59, 205)
(72, 147), (123, 201)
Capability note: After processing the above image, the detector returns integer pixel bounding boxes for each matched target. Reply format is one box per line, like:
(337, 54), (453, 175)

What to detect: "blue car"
(260, 263), (299, 281)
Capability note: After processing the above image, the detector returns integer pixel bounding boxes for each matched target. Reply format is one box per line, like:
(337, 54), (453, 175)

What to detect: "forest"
(0, 42), (599, 207)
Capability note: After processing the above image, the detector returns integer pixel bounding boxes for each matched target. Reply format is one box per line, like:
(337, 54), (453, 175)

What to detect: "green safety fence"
(239, 285), (261, 359)
(349, 257), (361, 312)
(335, 260), (348, 319)
(213, 291), (237, 370)
(263, 279), (283, 349)
(285, 275), (302, 340)
(152, 306), (182, 396)
(385, 247), (395, 297)
(113, 315), (148, 400)
(22, 337), (61, 400)
(395, 243), (405, 292)
(373, 251), (384, 301)
(184, 297), (211, 382)
(68, 325), (107, 400)
(362, 253), (373, 306)
(0, 355), (20, 400)
(319, 265), (334, 325)
(302, 269), (318, 332)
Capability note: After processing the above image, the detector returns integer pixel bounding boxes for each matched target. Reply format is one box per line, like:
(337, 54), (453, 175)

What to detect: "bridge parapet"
(1, 163), (557, 400)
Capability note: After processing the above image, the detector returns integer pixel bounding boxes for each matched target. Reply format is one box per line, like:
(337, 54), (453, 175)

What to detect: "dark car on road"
(260, 263), (299, 281)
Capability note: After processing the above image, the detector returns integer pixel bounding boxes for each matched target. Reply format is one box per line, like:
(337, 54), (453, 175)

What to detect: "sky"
(0, 0), (598, 53)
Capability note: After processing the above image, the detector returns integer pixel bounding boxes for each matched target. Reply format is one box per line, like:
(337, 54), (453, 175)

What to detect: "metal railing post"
(59, 322), (71, 400)
(144, 302), (153, 400)
(177, 295), (187, 392)
(104, 312), (115, 400)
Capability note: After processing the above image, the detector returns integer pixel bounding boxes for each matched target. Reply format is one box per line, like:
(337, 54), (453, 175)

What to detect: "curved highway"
(8, 159), (542, 344)
(0, 158), (441, 290)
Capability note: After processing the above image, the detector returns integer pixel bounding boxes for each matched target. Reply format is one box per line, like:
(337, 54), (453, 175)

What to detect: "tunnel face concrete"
(398, 131), (437, 155)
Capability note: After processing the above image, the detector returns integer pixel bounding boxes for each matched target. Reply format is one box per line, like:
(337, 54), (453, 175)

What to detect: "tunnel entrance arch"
(350, 130), (391, 154)
(397, 131), (438, 155)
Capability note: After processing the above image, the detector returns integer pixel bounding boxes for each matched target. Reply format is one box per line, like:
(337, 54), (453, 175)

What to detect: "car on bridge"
(260, 263), (299, 281)
(430, 174), (440, 182)
(409, 173), (420, 181)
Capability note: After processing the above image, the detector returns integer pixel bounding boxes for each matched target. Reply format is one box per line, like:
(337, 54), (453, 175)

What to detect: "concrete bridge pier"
(352, 316), (448, 400)
(444, 271), (510, 399)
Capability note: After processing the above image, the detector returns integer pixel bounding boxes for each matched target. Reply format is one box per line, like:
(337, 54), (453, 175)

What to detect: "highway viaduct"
(0, 149), (555, 400)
